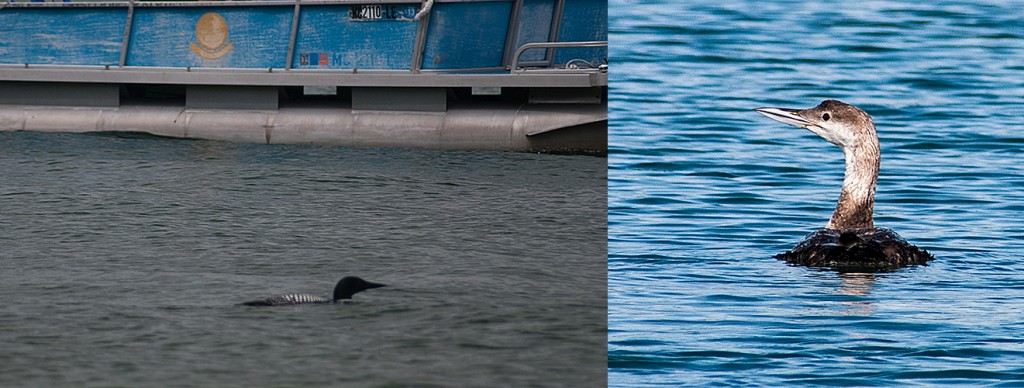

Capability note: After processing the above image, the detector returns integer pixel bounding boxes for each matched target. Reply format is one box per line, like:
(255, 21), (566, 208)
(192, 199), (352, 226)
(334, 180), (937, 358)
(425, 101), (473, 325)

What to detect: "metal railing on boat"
(510, 41), (608, 74)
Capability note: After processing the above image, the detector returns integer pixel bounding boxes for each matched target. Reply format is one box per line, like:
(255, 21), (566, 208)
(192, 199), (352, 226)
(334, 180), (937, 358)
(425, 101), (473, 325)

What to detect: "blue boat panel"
(514, 0), (555, 62)
(127, 8), (292, 68)
(0, 9), (124, 66)
(421, 1), (513, 70)
(0, 1), (604, 71)
(293, 5), (419, 70)
(555, 0), (606, 66)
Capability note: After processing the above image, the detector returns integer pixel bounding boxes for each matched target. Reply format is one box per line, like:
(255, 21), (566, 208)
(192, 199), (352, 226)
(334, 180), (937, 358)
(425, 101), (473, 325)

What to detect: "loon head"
(755, 100), (882, 230)
(754, 100), (877, 151)
(333, 276), (386, 301)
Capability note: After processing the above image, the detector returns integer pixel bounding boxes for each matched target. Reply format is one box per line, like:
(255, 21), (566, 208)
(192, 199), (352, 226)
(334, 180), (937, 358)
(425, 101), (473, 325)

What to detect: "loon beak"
(365, 281), (386, 289)
(754, 107), (811, 128)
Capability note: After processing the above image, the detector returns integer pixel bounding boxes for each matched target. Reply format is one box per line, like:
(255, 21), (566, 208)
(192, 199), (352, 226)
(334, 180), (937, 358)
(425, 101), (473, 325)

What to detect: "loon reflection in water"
(754, 100), (933, 271)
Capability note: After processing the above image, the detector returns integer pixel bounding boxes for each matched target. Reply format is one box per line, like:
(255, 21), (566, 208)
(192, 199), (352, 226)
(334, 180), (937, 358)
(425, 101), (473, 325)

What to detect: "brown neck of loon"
(754, 99), (882, 231)
(829, 136), (879, 230)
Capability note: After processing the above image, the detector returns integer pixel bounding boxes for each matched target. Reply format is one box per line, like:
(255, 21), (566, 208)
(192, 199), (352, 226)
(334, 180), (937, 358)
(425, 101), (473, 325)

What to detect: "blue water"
(608, 0), (1024, 386)
(0, 132), (607, 386)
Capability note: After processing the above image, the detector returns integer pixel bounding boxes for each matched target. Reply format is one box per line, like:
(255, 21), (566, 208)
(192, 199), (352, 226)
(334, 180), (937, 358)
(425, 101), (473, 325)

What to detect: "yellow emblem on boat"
(190, 12), (234, 60)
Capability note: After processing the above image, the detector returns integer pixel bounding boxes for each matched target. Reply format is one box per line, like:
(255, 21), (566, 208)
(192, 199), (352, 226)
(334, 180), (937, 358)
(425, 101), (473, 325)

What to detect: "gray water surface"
(0, 132), (607, 387)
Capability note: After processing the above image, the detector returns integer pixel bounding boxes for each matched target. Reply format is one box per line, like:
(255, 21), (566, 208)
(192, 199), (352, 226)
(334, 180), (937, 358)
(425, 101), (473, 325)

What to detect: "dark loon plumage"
(241, 276), (386, 306)
(754, 100), (934, 271)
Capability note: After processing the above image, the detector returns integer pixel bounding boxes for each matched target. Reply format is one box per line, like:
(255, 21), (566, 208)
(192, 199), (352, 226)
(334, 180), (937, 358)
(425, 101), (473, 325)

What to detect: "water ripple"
(610, 0), (1024, 385)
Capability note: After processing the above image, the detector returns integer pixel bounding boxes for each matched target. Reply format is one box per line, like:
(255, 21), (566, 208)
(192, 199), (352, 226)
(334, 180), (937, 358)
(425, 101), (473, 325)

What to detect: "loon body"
(244, 294), (333, 306)
(754, 100), (933, 270)
(241, 276), (386, 306)
(775, 227), (931, 271)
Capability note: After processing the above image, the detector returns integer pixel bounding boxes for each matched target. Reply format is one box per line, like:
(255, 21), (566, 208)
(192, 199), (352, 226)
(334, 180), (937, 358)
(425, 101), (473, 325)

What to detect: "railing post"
(501, 0), (524, 68)
(410, 0), (434, 73)
(547, 0), (566, 68)
(285, 1), (301, 70)
(119, 0), (135, 68)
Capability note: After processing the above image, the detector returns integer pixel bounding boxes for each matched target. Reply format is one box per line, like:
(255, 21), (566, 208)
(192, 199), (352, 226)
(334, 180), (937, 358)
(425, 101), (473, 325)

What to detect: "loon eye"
(822, 112), (831, 121)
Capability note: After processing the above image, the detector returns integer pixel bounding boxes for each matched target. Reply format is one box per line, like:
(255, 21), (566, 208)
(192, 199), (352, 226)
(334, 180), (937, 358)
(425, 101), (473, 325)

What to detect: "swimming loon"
(754, 100), (933, 271)
(241, 276), (386, 306)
